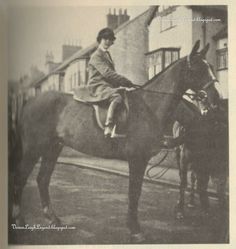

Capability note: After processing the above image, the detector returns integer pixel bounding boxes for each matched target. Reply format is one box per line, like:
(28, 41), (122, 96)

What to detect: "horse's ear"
(199, 43), (210, 58)
(190, 40), (200, 58)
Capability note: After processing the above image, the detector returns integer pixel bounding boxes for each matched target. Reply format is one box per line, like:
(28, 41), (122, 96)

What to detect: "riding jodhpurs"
(105, 93), (123, 126)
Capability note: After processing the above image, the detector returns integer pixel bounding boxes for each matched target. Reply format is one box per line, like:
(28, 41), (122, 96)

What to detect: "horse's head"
(184, 40), (220, 110)
(183, 89), (209, 116)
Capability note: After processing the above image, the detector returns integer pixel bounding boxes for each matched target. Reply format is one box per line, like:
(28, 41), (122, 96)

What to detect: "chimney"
(45, 51), (54, 64)
(107, 8), (118, 30)
(118, 8), (130, 27)
(107, 8), (130, 30)
(45, 51), (56, 73)
(62, 43), (82, 61)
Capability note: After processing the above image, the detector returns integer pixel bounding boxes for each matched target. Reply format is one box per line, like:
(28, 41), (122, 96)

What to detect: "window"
(146, 48), (180, 79)
(165, 51), (172, 67)
(74, 73), (77, 87)
(69, 76), (72, 91)
(78, 71), (81, 86)
(160, 13), (174, 32)
(216, 48), (228, 70)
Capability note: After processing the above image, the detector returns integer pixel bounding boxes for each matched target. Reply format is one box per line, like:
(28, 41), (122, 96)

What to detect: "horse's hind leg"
(197, 172), (210, 213)
(37, 142), (63, 225)
(12, 151), (40, 225)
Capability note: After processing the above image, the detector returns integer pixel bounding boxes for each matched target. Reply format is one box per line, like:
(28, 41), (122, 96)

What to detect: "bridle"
(134, 56), (218, 103)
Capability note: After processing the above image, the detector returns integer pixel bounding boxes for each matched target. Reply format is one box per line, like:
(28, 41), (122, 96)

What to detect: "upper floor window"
(158, 5), (177, 32)
(146, 48), (180, 80)
(160, 13), (175, 32)
(216, 48), (228, 70)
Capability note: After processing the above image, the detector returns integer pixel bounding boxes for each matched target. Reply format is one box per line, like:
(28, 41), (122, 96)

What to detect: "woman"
(74, 27), (136, 137)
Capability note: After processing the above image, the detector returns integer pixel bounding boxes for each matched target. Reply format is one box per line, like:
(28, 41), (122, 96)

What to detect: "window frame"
(216, 47), (228, 71)
(146, 47), (180, 79)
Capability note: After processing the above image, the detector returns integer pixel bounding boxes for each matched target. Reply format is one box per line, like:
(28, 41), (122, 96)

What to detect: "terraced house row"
(19, 6), (228, 102)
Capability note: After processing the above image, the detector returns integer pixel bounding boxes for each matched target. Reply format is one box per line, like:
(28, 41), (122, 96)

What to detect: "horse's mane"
(140, 56), (187, 88)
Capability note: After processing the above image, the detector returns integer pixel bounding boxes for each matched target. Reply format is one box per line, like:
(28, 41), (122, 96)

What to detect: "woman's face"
(100, 38), (114, 50)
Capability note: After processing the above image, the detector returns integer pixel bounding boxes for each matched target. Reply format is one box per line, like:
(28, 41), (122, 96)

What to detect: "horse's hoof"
(176, 211), (184, 220)
(130, 232), (146, 243)
(14, 216), (25, 227)
(49, 216), (62, 226)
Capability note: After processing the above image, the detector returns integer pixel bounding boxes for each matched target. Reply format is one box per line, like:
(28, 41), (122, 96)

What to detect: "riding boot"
(104, 95), (122, 137)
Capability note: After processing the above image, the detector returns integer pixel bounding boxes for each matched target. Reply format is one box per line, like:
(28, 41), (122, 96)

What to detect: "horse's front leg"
(197, 171), (210, 214)
(175, 147), (188, 219)
(212, 171), (227, 211)
(127, 156), (148, 243)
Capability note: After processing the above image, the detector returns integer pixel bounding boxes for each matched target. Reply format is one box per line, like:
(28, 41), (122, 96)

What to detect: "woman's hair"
(97, 28), (116, 43)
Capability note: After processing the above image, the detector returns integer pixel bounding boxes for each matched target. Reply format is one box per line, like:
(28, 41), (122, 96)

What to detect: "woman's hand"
(125, 87), (137, 92)
(118, 86), (136, 92)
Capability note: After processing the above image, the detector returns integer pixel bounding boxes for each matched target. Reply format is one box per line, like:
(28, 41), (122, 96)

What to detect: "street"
(9, 162), (228, 244)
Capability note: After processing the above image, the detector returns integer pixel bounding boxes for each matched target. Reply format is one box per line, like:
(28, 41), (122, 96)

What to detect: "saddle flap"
(93, 101), (128, 133)
(93, 91), (129, 136)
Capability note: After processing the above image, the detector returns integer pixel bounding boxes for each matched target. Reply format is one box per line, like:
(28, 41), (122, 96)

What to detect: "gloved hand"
(125, 87), (137, 92)
(118, 86), (137, 92)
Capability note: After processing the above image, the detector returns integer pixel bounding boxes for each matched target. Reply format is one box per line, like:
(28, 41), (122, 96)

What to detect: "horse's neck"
(141, 61), (184, 126)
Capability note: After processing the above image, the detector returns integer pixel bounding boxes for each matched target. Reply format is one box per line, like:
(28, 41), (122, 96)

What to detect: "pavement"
(57, 148), (224, 196)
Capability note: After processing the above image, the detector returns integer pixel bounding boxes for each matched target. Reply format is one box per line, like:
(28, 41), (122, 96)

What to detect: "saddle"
(93, 93), (129, 138)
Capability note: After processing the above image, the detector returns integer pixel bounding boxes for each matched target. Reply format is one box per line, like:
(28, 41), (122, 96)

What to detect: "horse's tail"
(9, 123), (23, 174)
(8, 92), (24, 173)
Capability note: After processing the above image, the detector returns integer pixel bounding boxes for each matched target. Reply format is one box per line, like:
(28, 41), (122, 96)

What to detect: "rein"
(146, 150), (172, 180)
(133, 78), (217, 100)
(133, 86), (205, 100)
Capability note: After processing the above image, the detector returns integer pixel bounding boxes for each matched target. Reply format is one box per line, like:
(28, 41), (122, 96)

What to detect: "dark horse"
(173, 99), (228, 220)
(11, 41), (220, 242)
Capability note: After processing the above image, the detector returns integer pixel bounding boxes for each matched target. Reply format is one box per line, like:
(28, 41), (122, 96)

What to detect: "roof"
(146, 6), (159, 26)
(31, 43), (97, 87)
(146, 5), (227, 26)
(190, 5), (227, 12)
(213, 26), (228, 40)
(56, 42), (97, 71)
(190, 5), (227, 21)
(113, 6), (153, 32)
(31, 6), (154, 88)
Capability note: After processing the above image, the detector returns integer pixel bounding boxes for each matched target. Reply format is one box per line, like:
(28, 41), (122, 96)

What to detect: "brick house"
(28, 7), (155, 96)
(32, 45), (82, 95)
(146, 5), (228, 98)
(213, 26), (228, 99)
